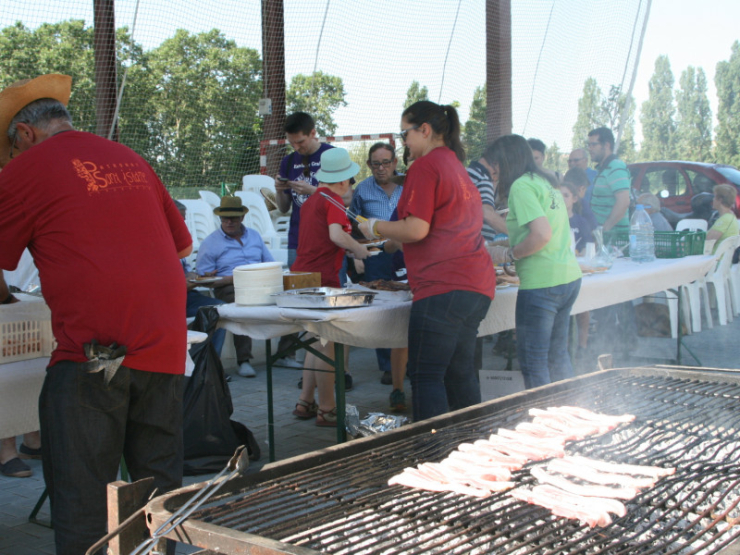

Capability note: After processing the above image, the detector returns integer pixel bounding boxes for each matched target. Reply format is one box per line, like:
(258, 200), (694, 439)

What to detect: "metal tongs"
(319, 191), (368, 223)
(85, 446), (250, 555)
(129, 446), (250, 555)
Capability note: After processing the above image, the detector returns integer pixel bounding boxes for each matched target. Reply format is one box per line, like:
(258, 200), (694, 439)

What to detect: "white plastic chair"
(178, 199), (218, 267)
(242, 174), (275, 195)
(235, 191), (287, 266)
(704, 235), (740, 326)
(198, 190), (222, 229)
(675, 219), (708, 232)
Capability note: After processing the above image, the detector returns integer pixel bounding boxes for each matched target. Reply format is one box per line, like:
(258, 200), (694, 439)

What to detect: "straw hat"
(0, 74), (72, 167)
(315, 147), (359, 184)
(260, 187), (278, 211)
(213, 195), (249, 216)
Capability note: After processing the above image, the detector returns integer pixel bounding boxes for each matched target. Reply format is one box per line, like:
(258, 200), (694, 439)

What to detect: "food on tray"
(579, 264), (609, 274)
(359, 280), (410, 292)
(496, 274), (520, 286)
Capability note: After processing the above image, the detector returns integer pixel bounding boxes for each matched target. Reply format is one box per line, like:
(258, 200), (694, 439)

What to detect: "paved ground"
(2, 315), (739, 554)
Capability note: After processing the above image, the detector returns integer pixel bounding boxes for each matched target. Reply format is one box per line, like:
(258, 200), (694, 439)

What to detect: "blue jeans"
(408, 290), (491, 421)
(39, 361), (183, 555)
(515, 279), (581, 389)
(186, 290), (226, 355)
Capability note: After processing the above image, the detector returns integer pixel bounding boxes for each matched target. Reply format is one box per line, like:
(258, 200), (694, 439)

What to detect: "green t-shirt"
(591, 157), (631, 232)
(506, 173), (582, 290)
(710, 212), (739, 254)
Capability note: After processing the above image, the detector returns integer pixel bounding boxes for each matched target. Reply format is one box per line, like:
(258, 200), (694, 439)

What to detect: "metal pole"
(93, 0), (118, 141)
(486, 0), (512, 142)
(261, 0), (287, 176)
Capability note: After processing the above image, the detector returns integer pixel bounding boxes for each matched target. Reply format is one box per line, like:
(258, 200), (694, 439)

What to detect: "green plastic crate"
(604, 230), (706, 259)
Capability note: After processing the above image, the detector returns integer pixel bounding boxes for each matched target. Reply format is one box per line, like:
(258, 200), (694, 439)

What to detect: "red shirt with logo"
(292, 188), (351, 287)
(396, 146), (495, 302)
(0, 131), (191, 374)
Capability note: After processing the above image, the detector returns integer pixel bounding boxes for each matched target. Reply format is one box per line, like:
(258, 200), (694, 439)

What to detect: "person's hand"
(354, 259), (365, 275)
(289, 180), (317, 196)
(359, 218), (377, 240)
(353, 245), (370, 260)
(274, 177), (290, 191)
(488, 245), (509, 265)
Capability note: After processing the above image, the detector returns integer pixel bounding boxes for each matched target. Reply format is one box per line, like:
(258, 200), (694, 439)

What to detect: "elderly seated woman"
(706, 184), (739, 254)
(636, 192), (673, 232)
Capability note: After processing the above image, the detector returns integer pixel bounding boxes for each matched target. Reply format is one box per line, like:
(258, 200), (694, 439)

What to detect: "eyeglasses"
(399, 125), (420, 142)
(369, 159), (394, 169)
(568, 157), (585, 165)
(219, 216), (243, 222)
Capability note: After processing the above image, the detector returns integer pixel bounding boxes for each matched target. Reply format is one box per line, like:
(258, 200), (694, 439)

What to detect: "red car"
(628, 161), (740, 216)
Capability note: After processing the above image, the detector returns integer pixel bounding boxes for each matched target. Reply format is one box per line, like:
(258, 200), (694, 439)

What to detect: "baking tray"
(272, 287), (377, 309)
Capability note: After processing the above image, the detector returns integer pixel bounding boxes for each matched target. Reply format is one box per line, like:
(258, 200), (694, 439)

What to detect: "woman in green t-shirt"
(488, 135), (582, 389)
(707, 183), (739, 255)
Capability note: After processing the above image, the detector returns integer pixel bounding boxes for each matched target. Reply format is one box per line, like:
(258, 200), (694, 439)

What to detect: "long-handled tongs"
(319, 191), (368, 223)
(85, 446), (250, 555)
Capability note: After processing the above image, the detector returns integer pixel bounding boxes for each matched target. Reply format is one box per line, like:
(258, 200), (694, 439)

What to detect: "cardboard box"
(479, 369), (525, 401)
(282, 272), (321, 290)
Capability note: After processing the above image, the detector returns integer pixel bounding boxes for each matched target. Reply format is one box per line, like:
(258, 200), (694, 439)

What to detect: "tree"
(286, 71), (347, 137)
(715, 41), (740, 167)
(146, 29), (263, 188)
(571, 77), (602, 150)
(463, 84), (487, 162)
(404, 80), (429, 109)
(675, 66), (712, 161)
(544, 142), (566, 175)
(640, 55), (676, 161)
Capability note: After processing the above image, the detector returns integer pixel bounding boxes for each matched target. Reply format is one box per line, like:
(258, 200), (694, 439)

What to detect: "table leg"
(265, 338), (275, 462)
(334, 343), (346, 444)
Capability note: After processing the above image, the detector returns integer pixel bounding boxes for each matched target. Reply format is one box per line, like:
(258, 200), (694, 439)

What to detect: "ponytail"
(402, 100), (466, 162)
(442, 105), (465, 162)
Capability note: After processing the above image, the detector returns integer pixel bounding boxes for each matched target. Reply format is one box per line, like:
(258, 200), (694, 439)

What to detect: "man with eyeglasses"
(196, 195), (275, 378)
(587, 127), (631, 233)
(349, 142), (403, 384)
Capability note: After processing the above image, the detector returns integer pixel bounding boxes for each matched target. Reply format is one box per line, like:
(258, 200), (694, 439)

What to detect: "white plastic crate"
(0, 300), (54, 364)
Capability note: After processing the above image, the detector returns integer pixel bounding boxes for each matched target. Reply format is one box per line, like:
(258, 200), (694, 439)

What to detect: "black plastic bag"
(182, 306), (260, 475)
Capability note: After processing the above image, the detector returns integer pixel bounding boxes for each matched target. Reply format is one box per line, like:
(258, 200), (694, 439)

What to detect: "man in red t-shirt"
(0, 75), (192, 555)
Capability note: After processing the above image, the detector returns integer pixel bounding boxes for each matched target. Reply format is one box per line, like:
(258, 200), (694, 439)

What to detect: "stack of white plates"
(232, 261), (284, 306)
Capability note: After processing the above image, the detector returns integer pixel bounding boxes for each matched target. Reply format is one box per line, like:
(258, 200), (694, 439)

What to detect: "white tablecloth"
(217, 255), (717, 349)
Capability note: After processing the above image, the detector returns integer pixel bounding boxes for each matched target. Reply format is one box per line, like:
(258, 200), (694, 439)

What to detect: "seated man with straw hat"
(0, 74), (192, 555)
(196, 195), (274, 377)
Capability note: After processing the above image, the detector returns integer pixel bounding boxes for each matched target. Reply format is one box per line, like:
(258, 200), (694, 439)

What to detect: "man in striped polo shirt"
(587, 127), (631, 232)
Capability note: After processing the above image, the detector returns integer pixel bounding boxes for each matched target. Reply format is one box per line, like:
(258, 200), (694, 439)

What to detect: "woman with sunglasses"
(360, 100), (495, 421)
(487, 134), (582, 389)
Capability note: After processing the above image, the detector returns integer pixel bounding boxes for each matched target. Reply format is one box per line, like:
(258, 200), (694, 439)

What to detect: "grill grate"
(175, 370), (740, 554)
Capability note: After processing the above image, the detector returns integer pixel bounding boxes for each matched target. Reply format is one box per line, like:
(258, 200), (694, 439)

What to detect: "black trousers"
(39, 361), (183, 555)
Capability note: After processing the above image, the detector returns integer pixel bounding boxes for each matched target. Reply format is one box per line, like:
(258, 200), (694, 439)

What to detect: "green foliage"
(347, 141), (372, 184)
(145, 29), (263, 188)
(675, 66), (712, 162)
(571, 78), (636, 162)
(715, 41), (740, 167)
(640, 55), (676, 161)
(404, 81), (429, 109)
(544, 141), (566, 175)
(463, 84), (487, 162)
(286, 71), (347, 136)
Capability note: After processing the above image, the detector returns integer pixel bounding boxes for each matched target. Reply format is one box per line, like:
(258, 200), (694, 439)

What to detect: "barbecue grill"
(148, 366), (740, 554)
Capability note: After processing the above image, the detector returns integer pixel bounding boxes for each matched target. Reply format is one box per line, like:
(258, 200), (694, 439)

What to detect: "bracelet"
(372, 219), (383, 239)
(1, 293), (17, 305)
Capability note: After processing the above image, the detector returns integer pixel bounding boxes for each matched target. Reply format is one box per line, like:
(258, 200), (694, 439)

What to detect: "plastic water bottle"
(629, 204), (655, 263)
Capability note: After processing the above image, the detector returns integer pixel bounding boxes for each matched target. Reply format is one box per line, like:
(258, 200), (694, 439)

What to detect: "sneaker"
(389, 389), (406, 412)
(238, 362), (256, 377)
(275, 356), (302, 369)
(380, 372), (392, 385)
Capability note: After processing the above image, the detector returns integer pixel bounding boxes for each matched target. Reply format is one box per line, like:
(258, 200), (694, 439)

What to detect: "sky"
(1, 0), (739, 151)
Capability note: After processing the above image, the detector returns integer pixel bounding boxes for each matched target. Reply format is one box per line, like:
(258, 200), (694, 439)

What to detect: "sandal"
(316, 407), (337, 428)
(0, 457), (32, 478)
(292, 399), (318, 419)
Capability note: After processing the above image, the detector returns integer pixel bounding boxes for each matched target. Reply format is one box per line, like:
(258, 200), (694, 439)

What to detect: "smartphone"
(277, 176), (288, 182)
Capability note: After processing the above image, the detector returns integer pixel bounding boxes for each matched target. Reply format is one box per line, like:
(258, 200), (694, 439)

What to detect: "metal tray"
(272, 287), (376, 309)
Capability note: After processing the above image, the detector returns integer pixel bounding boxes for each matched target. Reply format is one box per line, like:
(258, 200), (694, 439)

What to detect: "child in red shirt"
(292, 148), (369, 426)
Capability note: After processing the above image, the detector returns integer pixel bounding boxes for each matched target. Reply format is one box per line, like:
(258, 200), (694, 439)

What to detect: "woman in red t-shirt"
(360, 101), (495, 422)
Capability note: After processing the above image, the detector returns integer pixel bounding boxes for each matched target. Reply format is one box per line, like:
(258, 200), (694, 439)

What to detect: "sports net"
(0, 0), (649, 194)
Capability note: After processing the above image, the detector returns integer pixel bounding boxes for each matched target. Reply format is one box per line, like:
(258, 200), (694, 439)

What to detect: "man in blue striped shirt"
(467, 145), (508, 241)
(350, 143), (402, 383)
